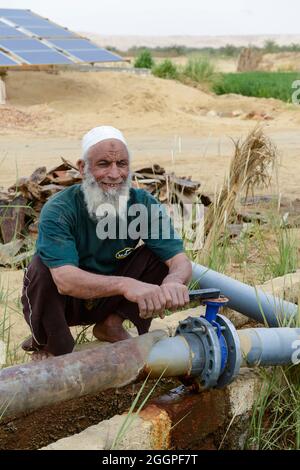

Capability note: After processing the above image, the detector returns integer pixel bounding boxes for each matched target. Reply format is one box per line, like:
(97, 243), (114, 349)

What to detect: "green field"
(212, 71), (300, 102)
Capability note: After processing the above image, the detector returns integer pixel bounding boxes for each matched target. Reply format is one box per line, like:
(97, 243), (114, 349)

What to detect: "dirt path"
(1, 128), (299, 198)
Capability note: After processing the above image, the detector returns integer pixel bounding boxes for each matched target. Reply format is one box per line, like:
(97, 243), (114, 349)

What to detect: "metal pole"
(192, 262), (298, 326)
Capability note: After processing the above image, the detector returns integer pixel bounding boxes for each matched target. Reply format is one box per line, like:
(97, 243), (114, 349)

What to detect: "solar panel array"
(0, 9), (122, 66)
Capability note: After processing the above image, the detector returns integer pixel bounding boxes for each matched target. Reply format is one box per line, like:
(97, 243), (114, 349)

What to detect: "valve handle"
(189, 288), (221, 301)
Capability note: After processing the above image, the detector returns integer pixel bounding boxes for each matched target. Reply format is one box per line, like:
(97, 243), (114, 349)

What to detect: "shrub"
(152, 59), (179, 79)
(134, 49), (154, 69)
(183, 57), (216, 83)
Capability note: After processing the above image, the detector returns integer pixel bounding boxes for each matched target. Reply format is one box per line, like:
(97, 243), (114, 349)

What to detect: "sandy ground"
(1, 68), (300, 352)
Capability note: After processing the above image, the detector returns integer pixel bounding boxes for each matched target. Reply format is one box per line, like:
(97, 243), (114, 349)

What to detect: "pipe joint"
(175, 314), (241, 390)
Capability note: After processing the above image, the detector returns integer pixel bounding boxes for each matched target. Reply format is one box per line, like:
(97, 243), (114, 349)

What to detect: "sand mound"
(6, 70), (211, 112)
(2, 69), (296, 138)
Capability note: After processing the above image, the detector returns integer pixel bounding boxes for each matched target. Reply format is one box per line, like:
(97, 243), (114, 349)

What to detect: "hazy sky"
(3, 0), (300, 36)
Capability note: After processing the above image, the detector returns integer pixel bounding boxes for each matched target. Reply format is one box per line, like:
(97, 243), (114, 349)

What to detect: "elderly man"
(21, 126), (192, 359)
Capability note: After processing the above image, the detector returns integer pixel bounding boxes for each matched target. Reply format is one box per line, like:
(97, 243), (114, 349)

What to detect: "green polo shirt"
(36, 184), (184, 274)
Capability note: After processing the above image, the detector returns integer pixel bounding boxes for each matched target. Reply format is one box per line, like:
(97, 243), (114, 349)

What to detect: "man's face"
(79, 139), (130, 193)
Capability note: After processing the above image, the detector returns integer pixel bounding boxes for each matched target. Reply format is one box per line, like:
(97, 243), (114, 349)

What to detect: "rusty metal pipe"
(0, 330), (166, 419)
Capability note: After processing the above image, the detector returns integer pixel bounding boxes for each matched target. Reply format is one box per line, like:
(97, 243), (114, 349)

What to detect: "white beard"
(81, 167), (130, 222)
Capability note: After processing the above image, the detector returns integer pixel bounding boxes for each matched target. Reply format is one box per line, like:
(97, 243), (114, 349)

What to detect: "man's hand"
(121, 278), (168, 319)
(160, 253), (192, 311)
(121, 278), (190, 319)
(160, 282), (190, 311)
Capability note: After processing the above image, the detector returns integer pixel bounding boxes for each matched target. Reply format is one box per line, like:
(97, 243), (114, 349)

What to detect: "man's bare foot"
(31, 350), (53, 361)
(93, 313), (131, 343)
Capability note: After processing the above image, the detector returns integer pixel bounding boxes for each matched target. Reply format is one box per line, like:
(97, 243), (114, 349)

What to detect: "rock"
(258, 271), (300, 304)
(243, 111), (274, 121)
(222, 307), (249, 328)
(206, 110), (219, 117)
(232, 109), (243, 117)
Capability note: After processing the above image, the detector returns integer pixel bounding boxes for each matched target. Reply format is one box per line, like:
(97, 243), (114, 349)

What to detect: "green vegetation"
(152, 57), (217, 85)
(127, 45), (300, 105)
(139, 55), (300, 105)
(261, 219), (298, 278)
(247, 365), (300, 449)
(0, 278), (28, 368)
(182, 57), (216, 83)
(134, 49), (154, 69)
(152, 59), (179, 79)
(212, 71), (300, 102)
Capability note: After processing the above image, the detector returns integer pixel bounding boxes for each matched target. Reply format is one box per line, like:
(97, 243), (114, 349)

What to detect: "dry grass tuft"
(201, 126), (278, 264)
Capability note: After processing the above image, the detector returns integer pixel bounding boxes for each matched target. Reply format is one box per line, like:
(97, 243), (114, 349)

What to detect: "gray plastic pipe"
(192, 262), (298, 326)
(238, 327), (300, 367)
(147, 328), (300, 375)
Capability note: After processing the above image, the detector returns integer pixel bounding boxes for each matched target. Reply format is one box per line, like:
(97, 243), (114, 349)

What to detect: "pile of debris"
(0, 106), (36, 128)
(0, 160), (206, 267)
(132, 164), (210, 205)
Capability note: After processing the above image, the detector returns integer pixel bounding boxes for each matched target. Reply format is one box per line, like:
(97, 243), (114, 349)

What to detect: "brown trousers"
(21, 245), (168, 356)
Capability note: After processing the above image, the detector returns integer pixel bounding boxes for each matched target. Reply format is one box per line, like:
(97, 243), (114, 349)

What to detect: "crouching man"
(21, 126), (192, 359)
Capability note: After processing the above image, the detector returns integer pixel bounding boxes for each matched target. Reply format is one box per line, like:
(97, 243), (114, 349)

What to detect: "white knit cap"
(82, 126), (128, 159)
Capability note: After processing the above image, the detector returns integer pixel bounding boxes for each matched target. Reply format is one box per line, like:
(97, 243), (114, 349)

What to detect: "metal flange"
(176, 316), (222, 389)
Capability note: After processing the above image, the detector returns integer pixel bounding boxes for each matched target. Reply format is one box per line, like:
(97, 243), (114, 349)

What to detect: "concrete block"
(42, 368), (261, 450)
(42, 406), (171, 451)
(226, 368), (261, 417)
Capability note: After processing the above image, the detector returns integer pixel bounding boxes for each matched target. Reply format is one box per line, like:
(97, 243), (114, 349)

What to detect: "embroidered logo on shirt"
(115, 247), (135, 260)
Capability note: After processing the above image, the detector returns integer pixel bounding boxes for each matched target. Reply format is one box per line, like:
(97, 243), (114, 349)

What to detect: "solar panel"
(0, 37), (73, 64)
(68, 49), (122, 62)
(49, 39), (122, 61)
(10, 17), (57, 27)
(0, 38), (51, 51)
(0, 10), (75, 38)
(0, 50), (19, 65)
(0, 9), (123, 66)
(15, 50), (73, 65)
(23, 27), (75, 38)
(0, 23), (27, 38)
(50, 39), (100, 50)
(0, 9), (33, 18)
